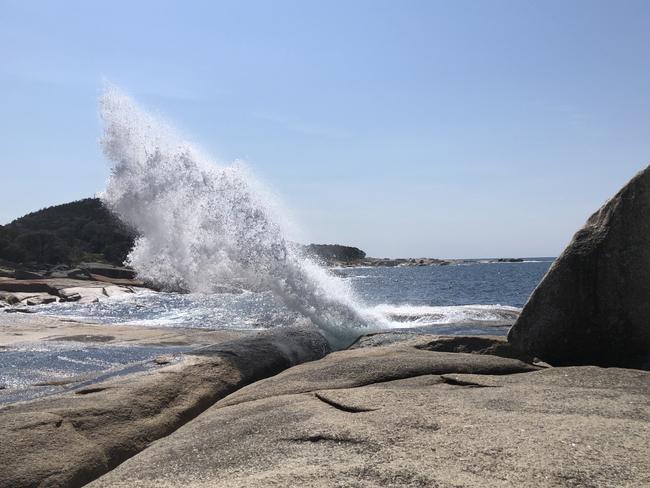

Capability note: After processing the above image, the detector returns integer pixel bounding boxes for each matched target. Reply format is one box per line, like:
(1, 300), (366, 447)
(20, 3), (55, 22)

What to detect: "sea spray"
(99, 86), (386, 348)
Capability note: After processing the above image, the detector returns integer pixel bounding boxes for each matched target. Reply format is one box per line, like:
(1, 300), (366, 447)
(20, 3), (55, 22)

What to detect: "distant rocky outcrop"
(303, 244), (366, 264)
(302, 244), (464, 268)
(357, 257), (457, 267)
(0, 278), (140, 309)
(76, 262), (137, 280)
(508, 165), (650, 370)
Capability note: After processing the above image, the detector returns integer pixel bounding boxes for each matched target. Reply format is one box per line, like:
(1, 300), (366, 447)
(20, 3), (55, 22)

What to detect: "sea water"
(37, 260), (553, 335)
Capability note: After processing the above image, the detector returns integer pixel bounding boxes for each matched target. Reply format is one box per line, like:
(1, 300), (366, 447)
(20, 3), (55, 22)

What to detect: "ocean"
(36, 259), (553, 336)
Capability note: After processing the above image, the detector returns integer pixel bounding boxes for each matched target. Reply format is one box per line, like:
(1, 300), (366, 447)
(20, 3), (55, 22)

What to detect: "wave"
(371, 303), (521, 328)
(98, 88), (388, 348)
(37, 286), (520, 336)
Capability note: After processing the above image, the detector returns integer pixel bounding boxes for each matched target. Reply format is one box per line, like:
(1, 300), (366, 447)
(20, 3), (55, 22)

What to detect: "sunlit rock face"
(509, 164), (650, 370)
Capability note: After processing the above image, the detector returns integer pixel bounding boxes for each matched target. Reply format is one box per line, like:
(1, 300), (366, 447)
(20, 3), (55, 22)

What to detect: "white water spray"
(99, 86), (386, 348)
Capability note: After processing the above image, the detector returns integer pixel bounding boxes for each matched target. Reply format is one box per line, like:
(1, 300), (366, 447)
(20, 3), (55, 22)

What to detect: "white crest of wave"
(99, 85), (386, 348)
(372, 303), (521, 328)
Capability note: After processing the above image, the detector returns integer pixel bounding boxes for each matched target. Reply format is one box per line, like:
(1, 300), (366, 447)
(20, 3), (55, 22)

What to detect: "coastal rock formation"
(14, 269), (45, 280)
(343, 256), (457, 267)
(351, 333), (539, 363)
(88, 339), (650, 488)
(509, 165), (650, 369)
(303, 244), (366, 265)
(215, 338), (537, 408)
(0, 277), (145, 307)
(3, 330), (648, 487)
(0, 314), (246, 350)
(78, 262), (137, 280)
(0, 326), (330, 488)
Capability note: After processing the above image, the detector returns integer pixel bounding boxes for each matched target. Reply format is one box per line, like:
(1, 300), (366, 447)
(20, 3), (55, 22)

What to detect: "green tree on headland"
(14, 231), (70, 264)
(0, 198), (135, 266)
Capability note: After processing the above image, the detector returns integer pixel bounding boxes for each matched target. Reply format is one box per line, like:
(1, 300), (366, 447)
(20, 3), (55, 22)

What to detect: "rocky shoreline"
(331, 256), (526, 268)
(0, 257), (531, 311)
(1, 326), (648, 487)
(0, 262), (147, 310)
(0, 320), (648, 487)
(2, 166), (650, 486)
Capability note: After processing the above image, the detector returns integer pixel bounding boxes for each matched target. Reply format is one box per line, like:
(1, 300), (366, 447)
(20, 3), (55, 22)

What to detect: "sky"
(1, 0), (649, 258)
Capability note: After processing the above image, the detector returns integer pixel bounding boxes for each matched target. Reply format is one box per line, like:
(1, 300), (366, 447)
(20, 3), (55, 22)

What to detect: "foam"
(98, 86), (387, 348)
(371, 303), (521, 328)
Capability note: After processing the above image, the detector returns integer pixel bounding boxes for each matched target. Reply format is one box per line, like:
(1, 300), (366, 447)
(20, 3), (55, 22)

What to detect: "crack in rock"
(440, 375), (496, 388)
(314, 392), (378, 413)
(74, 387), (109, 395)
(287, 434), (365, 444)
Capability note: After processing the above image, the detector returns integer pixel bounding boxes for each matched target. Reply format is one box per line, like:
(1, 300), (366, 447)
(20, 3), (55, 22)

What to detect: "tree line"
(0, 198), (135, 266)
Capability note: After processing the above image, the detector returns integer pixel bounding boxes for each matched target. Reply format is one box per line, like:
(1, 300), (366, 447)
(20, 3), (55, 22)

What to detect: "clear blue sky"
(1, 0), (649, 258)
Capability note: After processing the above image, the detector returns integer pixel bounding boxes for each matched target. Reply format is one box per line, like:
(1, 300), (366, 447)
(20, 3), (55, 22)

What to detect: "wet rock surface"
(0, 326), (330, 488)
(0, 314), (250, 405)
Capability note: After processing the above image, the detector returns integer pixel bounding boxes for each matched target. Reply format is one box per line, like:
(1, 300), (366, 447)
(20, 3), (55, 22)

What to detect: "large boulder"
(508, 165), (650, 369)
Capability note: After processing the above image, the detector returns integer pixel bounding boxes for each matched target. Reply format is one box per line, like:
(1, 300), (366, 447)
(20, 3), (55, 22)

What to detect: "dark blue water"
(338, 260), (552, 308)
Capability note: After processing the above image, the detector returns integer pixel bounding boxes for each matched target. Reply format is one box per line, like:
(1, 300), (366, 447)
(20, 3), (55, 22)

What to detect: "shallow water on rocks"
(0, 340), (188, 404)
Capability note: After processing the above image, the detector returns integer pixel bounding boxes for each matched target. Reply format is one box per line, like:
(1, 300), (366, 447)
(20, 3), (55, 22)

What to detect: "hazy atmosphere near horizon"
(2, 0), (650, 258)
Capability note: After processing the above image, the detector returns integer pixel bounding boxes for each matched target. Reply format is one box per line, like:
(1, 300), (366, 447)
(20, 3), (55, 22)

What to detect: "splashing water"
(99, 86), (386, 348)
